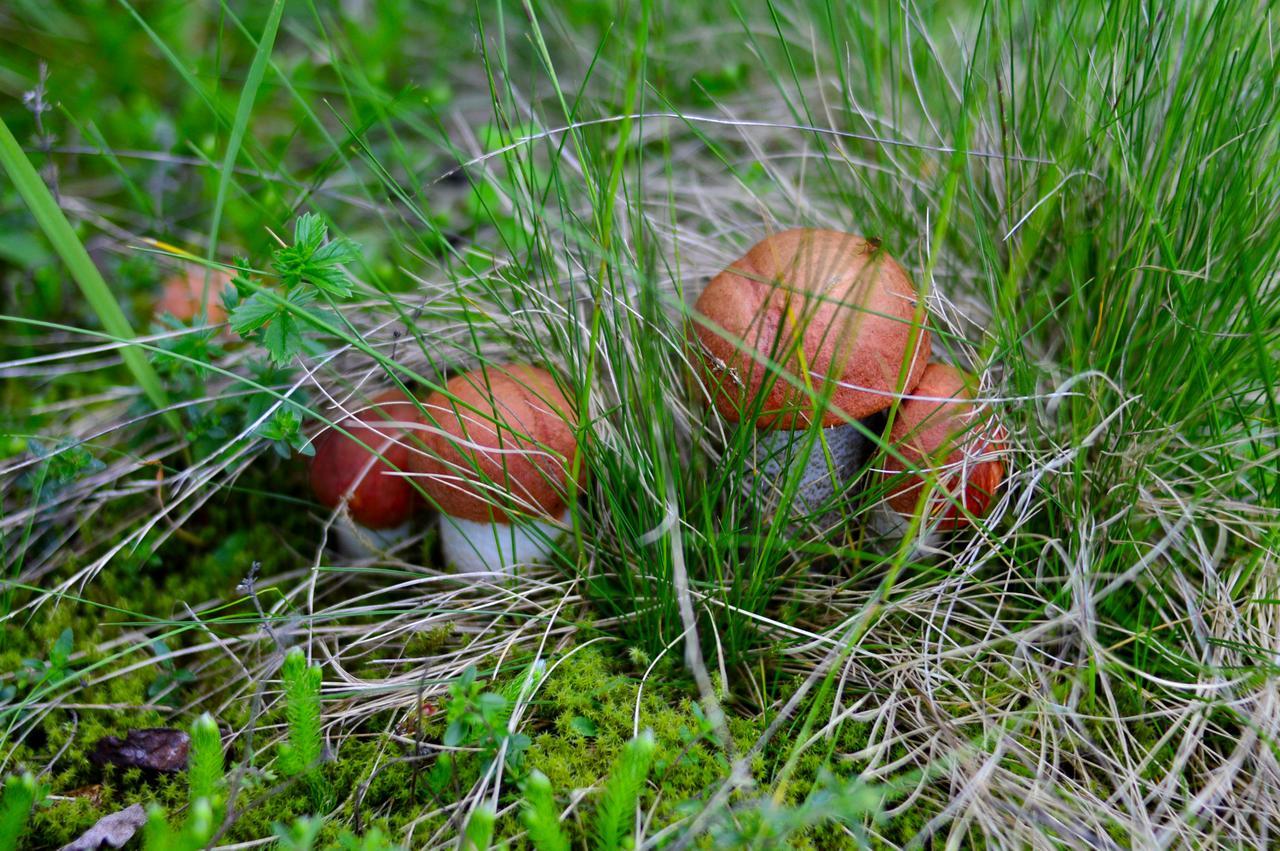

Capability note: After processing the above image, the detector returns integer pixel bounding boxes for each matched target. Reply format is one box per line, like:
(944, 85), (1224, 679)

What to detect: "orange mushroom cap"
(309, 389), (422, 529)
(156, 267), (232, 325)
(691, 228), (931, 429)
(409, 365), (579, 524)
(882, 363), (1006, 529)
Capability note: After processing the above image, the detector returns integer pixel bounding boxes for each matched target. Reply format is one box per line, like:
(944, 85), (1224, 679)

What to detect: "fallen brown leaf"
(89, 728), (190, 773)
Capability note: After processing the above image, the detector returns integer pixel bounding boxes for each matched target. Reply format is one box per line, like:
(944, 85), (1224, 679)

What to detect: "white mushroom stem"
(749, 423), (870, 520)
(331, 517), (414, 559)
(440, 509), (570, 576)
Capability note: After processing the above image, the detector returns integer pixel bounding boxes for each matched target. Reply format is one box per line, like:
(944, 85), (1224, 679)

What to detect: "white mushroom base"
(441, 510), (570, 576)
(331, 517), (413, 559)
(750, 423), (870, 523)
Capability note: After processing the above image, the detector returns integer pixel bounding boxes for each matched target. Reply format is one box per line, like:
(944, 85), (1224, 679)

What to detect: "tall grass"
(0, 115), (175, 431)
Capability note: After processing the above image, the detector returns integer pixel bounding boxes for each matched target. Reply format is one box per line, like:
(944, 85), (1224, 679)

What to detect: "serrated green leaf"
(310, 237), (358, 266)
(293, 212), (326, 250)
(305, 266), (352, 298)
(285, 286), (319, 308)
(262, 313), (301, 365)
(228, 292), (281, 335)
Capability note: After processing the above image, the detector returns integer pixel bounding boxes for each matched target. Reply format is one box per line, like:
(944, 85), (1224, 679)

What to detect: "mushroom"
(409, 364), (579, 575)
(309, 388), (422, 555)
(690, 228), (931, 518)
(881, 363), (1006, 529)
(156, 267), (233, 325)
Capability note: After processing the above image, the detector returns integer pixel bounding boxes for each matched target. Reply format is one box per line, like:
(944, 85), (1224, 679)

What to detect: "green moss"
(2, 479), (1043, 849)
(0, 466), (319, 847)
(526, 647), (760, 809)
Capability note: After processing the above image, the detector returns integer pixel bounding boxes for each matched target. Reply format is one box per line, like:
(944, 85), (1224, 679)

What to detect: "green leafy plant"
(0, 773), (37, 851)
(142, 799), (214, 851)
(706, 769), (884, 849)
(0, 628), (77, 724)
(279, 647), (332, 811)
(270, 819), (405, 851)
(442, 666), (531, 781)
(141, 712), (225, 851)
(593, 730), (655, 851)
(512, 730), (656, 851)
(187, 713), (224, 807)
(228, 214), (354, 366)
(521, 770), (569, 851)
(15, 442), (104, 500)
(462, 806), (496, 851)
(271, 815), (322, 851)
(255, 407), (314, 459)
(336, 826), (407, 851)
(146, 639), (197, 708)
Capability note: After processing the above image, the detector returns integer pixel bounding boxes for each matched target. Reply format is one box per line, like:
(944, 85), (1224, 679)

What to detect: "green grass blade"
(0, 115), (178, 434)
(115, 0), (222, 120)
(206, 0), (287, 266)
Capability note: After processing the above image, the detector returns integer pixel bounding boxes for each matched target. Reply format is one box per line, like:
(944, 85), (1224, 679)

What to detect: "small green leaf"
(256, 408), (310, 459)
(51, 629), (73, 667)
(228, 292), (280, 336)
(271, 214), (356, 297)
(306, 264), (354, 298)
(293, 212), (327, 250)
(262, 313), (302, 365)
(310, 238), (358, 267)
(569, 715), (597, 738)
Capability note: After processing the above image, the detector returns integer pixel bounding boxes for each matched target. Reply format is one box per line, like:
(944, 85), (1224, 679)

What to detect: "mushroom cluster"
(305, 228), (1004, 574)
(691, 229), (931, 518)
(692, 228), (1005, 529)
(308, 365), (581, 574)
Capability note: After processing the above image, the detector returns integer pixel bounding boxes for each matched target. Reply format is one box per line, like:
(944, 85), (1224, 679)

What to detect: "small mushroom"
(691, 228), (931, 518)
(409, 364), (579, 575)
(156, 267), (233, 325)
(881, 363), (1006, 529)
(309, 388), (422, 555)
